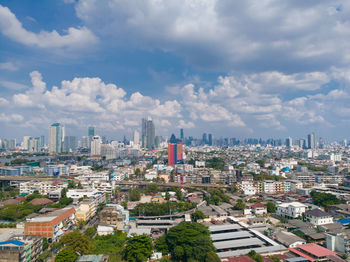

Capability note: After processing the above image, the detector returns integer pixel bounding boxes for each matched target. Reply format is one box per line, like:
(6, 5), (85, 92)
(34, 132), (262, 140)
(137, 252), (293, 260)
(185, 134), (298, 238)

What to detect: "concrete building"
(305, 209), (333, 226)
(76, 199), (96, 222)
(276, 202), (307, 218)
(43, 164), (68, 176)
(20, 181), (68, 195)
(0, 235), (42, 262)
(91, 136), (102, 159)
(66, 189), (105, 204)
(326, 229), (350, 255)
(24, 207), (76, 241)
(49, 123), (64, 154)
(99, 204), (129, 231)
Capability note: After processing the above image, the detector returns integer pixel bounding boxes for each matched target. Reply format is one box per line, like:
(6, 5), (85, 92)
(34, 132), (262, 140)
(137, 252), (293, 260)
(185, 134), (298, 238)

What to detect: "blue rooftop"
(0, 240), (24, 246)
(338, 218), (350, 225)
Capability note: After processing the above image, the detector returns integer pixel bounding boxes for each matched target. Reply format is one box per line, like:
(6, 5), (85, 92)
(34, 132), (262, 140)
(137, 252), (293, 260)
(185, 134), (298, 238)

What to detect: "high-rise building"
(141, 118), (156, 150)
(63, 136), (77, 152)
(133, 130), (140, 145)
(22, 136), (31, 151)
(49, 123), (64, 154)
(208, 134), (213, 146)
(40, 135), (45, 147)
(168, 142), (183, 166)
(202, 133), (207, 145)
(180, 128), (184, 141)
(286, 137), (293, 148)
(91, 135), (102, 158)
(307, 133), (316, 149)
(81, 136), (90, 149)
(29, 137), (41, 153)
(88, 126), (95, 137)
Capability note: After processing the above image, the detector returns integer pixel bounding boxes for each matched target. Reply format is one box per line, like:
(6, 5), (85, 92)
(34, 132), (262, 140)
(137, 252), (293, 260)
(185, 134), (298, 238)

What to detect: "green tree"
(166, 222), (216, 262)
(233, 199), (246, 211)
(310, 191), (341, 209)
(123, 234), (153, 262)
(55, 249), (77, 262)
(155, 235), (169, 255)
(84, 226), (96, 239)
(93, 230), (127, 255)
(42, 237), (49, 251)
(192, 211), (205, 222)
(68, 181), (76, 189)
(135, 168), (141, 176)
(129, 188), (141, 202)
(206, 251), (220, 262)
(165, 192), (170, 201)
(267, 202), (276, 213)
(59, 231), (93, 255)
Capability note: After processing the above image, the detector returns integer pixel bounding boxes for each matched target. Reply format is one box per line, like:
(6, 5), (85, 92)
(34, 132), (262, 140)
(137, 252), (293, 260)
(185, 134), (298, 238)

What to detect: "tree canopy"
(164, 222), (218, 262)
(59, 231), (93, 255)
(310, 191), (341, 208)
(55, 249), (77, 262)
(123, 234), (153, 262)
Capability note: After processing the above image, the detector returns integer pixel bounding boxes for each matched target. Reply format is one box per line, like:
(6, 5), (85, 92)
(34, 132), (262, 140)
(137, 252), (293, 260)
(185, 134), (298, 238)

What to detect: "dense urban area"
(0, 121), (350, 262)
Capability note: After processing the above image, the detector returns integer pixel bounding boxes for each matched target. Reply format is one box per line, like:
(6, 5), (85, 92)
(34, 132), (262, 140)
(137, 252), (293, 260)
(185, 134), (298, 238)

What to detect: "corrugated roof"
(209, 224), (242, 232)
(211, 231), (252, 241)
(214, 237), (263, 250)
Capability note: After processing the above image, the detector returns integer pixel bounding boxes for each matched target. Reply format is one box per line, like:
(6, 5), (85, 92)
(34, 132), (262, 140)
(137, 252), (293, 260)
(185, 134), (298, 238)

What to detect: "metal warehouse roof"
(214, 237), (263, 250)
(211, 231), (252, 241)
(209, 224), (242, 232)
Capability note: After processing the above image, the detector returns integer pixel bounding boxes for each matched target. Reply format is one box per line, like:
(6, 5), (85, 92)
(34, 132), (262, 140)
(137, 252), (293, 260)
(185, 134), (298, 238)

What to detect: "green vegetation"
(0, 223), (16, 228)
(58, 230), (93, 255)
(131, 202), (196, 216)
(42, 238), (49, 251)
(144, 184), (159, 194)
(252, 173), (285, 181)
(205, 189), (230, 205)
(0, 187), (19, 200)
(123, 234), (153, 262)
(156, 222), (218, 262)
(298, 162), (328, 171)
(310, 191), (341, 208)
(192, 210), (205, 222)
(248, 250), (263, 262)
(10, 158), (30, 166)
(206, 157), (225, 171)
(37, 251), (51, 262)
(55, 249), (77, 262)
(93, 230), (126, 255)
(0, 203), (42, 221)
(129, 188), (141, 201)
(233, 199), (246, 211)
(267, 202), (276, 213)
(84, 226), (96, 239)
(91, 165), (104, 171)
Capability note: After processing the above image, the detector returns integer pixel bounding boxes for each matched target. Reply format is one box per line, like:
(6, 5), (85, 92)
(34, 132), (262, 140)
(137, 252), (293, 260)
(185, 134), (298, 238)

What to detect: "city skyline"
(1, 1), (350, 140)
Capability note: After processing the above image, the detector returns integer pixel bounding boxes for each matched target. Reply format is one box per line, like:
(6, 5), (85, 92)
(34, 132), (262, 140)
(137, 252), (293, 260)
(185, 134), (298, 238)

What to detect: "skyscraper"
(91, 135), (102, 158)
(168, 142), (183, 166)
(133, 130), (140, 145)
(286, 137), (293, 148)
(141, 118), (156, 150)
(88, 126), (95, 137)
(49, 123), (64, 153)
(202, 133), (207, 145)
(180, 128), (184, 141)
(63, 136), (77, 152)
(307, 133), (316, 149)
(208, 134), (213, 146)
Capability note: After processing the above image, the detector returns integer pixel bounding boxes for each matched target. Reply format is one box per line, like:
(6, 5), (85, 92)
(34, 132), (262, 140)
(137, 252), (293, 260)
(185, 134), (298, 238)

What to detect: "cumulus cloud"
(0, 80), (27, 90)
(0, 4), (97, 49)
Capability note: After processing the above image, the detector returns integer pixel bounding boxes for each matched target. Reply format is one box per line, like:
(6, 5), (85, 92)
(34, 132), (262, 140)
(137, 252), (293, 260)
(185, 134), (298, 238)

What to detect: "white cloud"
(0, 80), (27, 90)
(0, 61), (18, 71)
(0, 4), (97, 49)
(0, 97), (9, 106)
(74, 0), (350, 71)
(0, 113), (23, 122)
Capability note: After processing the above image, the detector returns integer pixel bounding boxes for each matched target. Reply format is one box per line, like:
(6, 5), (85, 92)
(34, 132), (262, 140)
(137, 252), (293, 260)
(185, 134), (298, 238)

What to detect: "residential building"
(0, 235), (42, 262)
(326, 229), (350, 255)
(24, 207), (76, 241)
(91, 136), (102, 159)
(264, 180), (275, 194)
(76, 199), (96, 222)
(20, 181), (67, 195)
(99, 204), (129, 231)
(43, 164), (68, 176)
(276, 202), (307, 218)
(168, 142), (183, 166)
(305, 209), (334, 226)
(289, 243), (336, 261)
(66, 189), (105, 204)
(49, 123), (64, 154)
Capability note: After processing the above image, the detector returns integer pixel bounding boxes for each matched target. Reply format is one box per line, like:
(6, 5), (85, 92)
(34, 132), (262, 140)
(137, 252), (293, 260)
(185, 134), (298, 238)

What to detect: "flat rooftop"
(211, 231), (252, 241)
(214, 238), (264, 250)
(27, 206), (74, 223)
(209, 224), (242, 232)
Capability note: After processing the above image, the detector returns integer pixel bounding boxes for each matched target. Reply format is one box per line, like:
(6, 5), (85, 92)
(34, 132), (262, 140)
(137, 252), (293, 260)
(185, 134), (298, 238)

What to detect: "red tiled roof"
(227, 256), (256, 262)
(15, 197), (26, 202)
(289, 243), (336, 261)
(251, 203), (267, 208)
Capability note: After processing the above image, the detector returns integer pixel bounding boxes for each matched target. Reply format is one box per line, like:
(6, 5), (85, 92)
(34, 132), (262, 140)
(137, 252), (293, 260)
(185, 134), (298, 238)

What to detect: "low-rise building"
(326, 229), (350, 255)
(76, 199), (96, 222)
(99, 204), (129, 231)
(0, 235), (42, 262)
(276, 202), (307, 218)
(43, 164), (68, 176)
(305, 209), (333, 226)
(24, 207), (76, 241)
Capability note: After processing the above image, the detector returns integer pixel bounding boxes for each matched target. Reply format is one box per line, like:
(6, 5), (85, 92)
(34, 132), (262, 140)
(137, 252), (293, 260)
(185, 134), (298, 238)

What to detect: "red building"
(168, 142), (183, 166)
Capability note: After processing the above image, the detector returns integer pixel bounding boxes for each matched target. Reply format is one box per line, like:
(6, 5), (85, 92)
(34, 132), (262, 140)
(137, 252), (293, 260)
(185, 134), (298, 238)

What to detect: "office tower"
(49, 123), (64, 153)
(343, 139), (348, 147)
(155, 136), (161, 148)
(81, 136), (90, 149)
(91, 135), (102, 158)
(88, 126), (95, 137)
(29, 137), (41, 152)
(180, 128), (184, 141)
(307, 132), (316, 149)
(8, 139), (16, 150)
(169, 134), (177, 143)
(40, 135), (45, 147)
(22, 136), (31, 150)
(208, 134), (213, 146)
(202, 133), (207, 145)
(286, 137), (293, 148)
(168, 142), (183, 166)
(63, 136), (77, 152)
(133, 130), (140, 145)
(141, 118), (156, 150)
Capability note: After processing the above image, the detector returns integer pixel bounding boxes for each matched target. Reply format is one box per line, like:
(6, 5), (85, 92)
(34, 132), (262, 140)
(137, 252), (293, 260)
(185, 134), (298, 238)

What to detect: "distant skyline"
(1, 1), (350, 140)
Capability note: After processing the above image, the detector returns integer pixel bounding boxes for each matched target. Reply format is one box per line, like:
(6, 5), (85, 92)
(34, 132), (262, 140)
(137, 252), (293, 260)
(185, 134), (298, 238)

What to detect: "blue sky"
(0, 0), (350, 142)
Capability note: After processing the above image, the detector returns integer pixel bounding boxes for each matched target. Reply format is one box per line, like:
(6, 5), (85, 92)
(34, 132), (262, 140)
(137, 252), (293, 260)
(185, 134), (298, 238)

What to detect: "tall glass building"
(49, 123), (64, 153)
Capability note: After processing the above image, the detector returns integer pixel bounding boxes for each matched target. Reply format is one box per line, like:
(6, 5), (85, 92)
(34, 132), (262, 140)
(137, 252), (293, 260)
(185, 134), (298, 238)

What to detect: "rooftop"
(305, 208), (331, 217)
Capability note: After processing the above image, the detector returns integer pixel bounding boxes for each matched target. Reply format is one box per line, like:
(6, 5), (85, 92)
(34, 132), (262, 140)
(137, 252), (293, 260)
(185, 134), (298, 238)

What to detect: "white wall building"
(276, 202), (307, 218)
(305, 209), (333, 226)
(91, 135), (102, 158)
